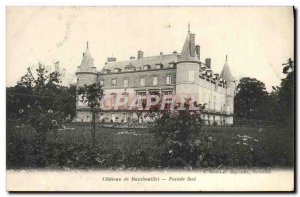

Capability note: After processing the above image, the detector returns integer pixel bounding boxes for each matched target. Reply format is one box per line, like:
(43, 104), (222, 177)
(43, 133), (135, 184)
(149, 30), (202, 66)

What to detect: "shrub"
(151, 109), (210, 169)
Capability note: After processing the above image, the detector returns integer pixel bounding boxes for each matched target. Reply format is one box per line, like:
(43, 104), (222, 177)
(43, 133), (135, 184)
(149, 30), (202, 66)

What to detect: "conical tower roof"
(79, 42), (95, 70)
(179, 24), (199, 62)
(220, 55), (235, 82)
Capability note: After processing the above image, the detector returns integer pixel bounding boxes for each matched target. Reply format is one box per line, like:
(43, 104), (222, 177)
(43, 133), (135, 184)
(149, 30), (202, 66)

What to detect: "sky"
(6, 6), (294, 91)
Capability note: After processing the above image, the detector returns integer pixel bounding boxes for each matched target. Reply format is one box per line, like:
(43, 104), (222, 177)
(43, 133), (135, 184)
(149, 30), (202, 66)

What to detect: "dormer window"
(125, 65), (135, 71)
(114, 68), (121, 73)
(103, 69), (111, 74)
(156, 64), (163, 69)
(214, 73), (219, 80)
(206, 69), (212, 77)
(143, 65), (151, 70)
(169, 62), (175, 68)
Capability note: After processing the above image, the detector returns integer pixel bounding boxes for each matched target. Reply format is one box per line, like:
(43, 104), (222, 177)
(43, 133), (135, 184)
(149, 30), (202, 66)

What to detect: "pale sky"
(6, 7), (294, 91)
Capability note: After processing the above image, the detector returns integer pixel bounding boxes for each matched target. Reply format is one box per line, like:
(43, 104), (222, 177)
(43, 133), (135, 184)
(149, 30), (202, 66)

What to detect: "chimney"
(138, 50), (144, 59)
(160, 52), (163, 55)
(195, 45), (200, 59)
(130, 56), (135, 60)
(107, 57), (116, 62)
(190, 33), (196, 57)
(173, 51), (177, 55)
(205, 58), (211, 69)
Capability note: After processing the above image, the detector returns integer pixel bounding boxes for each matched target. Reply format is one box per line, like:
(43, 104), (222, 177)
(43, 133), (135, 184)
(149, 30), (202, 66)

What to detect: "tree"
(59, 84), (77, 120)
(7, 62), (77, 122)
(234, 77), (269, 120)
(9, 62), (65, 143)
(277, 58), (294, 124)
(77, 82), (104, 146)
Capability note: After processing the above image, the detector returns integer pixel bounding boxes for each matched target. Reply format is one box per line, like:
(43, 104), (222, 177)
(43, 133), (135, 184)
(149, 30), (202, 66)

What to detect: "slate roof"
(102, 54), (178, 71)
(220, 61), (235, 82)
(179, 31), (199, 62)
(78, 42), (95, 72)
(102, 30), (201, 71)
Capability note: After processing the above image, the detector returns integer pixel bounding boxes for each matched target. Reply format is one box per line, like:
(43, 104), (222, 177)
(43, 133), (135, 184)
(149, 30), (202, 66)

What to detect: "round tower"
(175, 26), (200, 105)
(220, 55), (235, 125)
(76, 42), (98, 87)
(75, 42), (98, 122)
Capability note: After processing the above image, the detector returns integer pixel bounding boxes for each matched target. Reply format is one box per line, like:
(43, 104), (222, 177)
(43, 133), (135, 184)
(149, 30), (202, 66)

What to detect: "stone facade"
(75, 27), (235, 125)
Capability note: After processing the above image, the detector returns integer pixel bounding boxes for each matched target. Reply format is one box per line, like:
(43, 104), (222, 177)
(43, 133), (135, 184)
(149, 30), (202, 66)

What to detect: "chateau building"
(76, 26), (235, 125)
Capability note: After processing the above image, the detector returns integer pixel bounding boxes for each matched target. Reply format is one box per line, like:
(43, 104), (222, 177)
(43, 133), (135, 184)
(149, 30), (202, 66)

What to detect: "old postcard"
(6, 6), (295, 192)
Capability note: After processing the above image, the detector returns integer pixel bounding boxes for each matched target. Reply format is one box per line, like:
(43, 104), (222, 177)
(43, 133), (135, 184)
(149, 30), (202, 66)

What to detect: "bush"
(151, 110), (211, 169)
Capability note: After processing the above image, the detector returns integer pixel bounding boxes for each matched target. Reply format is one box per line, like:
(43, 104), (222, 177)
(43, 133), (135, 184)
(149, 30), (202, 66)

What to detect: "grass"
(7, 122), (294, 169)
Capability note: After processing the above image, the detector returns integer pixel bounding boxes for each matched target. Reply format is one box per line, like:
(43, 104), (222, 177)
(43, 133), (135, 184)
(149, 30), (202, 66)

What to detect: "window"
(213, 96), (216, 110)
(163, 90), (172, 95)
(112, 79), (117, 87)
(140, 78), (145, 86)
(188, 71), (194, 82)
(143, 65), (150, 70)
(138, 92), (146, 96)
(111, 113), (116, 122)
(124, 79), (128, 87)
(153, 76), (158, 86)
(123, 113), (128, 122)
(100, 80), (104, 86)
(166, 76), (172, 84)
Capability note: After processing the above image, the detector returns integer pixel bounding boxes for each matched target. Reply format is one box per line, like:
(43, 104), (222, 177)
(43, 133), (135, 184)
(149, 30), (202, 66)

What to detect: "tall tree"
(77, 82), (104, 146)
(7, 62), (77, 121)
(234, 77), (268, 120)
(8, 62), (65, 142)
(277, 58), (294, 124)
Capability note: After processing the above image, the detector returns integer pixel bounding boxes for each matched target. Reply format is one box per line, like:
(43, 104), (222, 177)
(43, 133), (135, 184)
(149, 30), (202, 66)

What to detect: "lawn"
(7, 121), (294, 169)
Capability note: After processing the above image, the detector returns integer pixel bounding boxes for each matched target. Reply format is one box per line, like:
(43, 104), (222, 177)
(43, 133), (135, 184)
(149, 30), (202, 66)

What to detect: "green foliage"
(77, 82), (104, 111)
(7, 123), (294, 169)
(151, 105), (209, 168)
(234, 58), (294, 126)
(277, 58), (294, 124)
(7, 62), (76, 120)
(77, 82), (104, 146)
(234, 77), (268, 120)
(7, 63), (67, 137)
